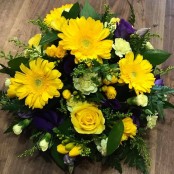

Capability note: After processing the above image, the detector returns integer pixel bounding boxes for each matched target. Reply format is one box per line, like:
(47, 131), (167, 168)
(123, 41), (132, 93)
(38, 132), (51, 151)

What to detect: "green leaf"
(107, 120), (124, 155)
(143, 49), (171, 66)
(80, 0), (100, 20)
(157, 101), (164, 119)
(0, 63), (15, 76)
(62, 2), (80, 19)
(40, 31), (58, 45)
(8, 57), (29, 71)
(50, 143), (65, 170)
(163, 101), (174, 109)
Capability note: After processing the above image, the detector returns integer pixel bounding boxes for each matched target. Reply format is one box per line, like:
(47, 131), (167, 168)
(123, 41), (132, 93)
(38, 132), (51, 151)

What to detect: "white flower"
(73, 72), (100, 95)
(12, 124), (23, 135)
(0, 65), (3, 70)
(5, 78), (11, 87)
(104, 17), (120, 32)
(112, 38), (132, 57)
(66, 96), (83, 112)
(146, 42), (154, 49)
(146, 115), (158, 129)
(127, 94), (148, 107)
(135, 94), (148, 107)
(96, 138), (108, 156)
(39, 139), (49, 152)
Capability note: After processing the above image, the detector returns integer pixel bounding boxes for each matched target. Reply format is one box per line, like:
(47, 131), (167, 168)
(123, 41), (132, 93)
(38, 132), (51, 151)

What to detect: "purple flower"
(102, 99), (121, 110)
(18, 111), (33, 118)
(32, 110), (63, 132)
(63, 154), (75, 165)
(155, 75), (164, 86)
(131, 108), (141, 127)
(114, 19), (135, 40)
(63, 55), (76, 75)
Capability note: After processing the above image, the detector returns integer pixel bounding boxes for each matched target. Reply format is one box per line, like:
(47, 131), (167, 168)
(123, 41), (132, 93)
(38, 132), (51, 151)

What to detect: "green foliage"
(143, 49), (171, 66)
(148, 86), (174, 119)
(107, 120), (124, 155)
(127, 0), (135, 25)
(40, 30), (58, 45)
(18, 145), (38, 157)
(129, 32), (158, 55)
(154, 66), (174, 76)
(9, 37), (27, 49)
(50, 143), (65, 170)
(80, 0), (100, 20)
(8, 57), (29, 71)
(101, 4), (115, 23)
(29, 18), (48, 33)
(62, 2), (80, 19)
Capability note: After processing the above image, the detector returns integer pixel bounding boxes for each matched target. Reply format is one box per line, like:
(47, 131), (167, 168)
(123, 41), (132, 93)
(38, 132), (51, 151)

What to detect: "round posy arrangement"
(0, 1), (173, 174)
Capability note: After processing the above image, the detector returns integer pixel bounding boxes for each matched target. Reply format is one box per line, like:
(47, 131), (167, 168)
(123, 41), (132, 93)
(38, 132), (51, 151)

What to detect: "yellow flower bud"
(28, 34), (41, 48)
(65, 143), (75, 151)
(69, 145), (82, 157)
(62, 89), (71, 100)
(57, 144), (69, 154)
(110, 76), (118, 84)
(103, 79), (111, 85)
(46, 45), (57, 57)
(102, 85), (108, 92)
(61, 139), (70, 145)
(105, 86), (117, 99)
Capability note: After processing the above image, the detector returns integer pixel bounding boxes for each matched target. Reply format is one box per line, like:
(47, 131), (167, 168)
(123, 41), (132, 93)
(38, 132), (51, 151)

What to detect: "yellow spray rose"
(71, 103), (105, 134)
(121, 117), (137, 141)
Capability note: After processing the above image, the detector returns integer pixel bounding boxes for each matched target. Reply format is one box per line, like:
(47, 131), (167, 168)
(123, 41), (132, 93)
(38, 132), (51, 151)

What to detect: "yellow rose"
(71, 103), (105, 134)
(69, 145), (82, 157)
(121, 117), (137, 141)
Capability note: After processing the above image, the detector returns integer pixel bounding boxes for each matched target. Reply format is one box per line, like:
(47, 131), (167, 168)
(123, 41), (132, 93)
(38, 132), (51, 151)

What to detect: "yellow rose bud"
(65, 143), (75, 151)
(105, 86), (117, 99)
(103, 79), (111, 85)
(121, 117), (137, 142)
(62, 89), (71, 100)
(69, 145), (82, 157)
(46, 45), (57, 57)
(110, 76), (118, 84)
(28, 34), (41, 48)
(55, 45), (66, 58)
(57, 144), (69, 154)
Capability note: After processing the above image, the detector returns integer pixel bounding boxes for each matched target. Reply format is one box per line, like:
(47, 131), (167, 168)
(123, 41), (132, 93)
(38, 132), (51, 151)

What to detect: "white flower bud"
(0, 65), (3, 70)
(12, 124), (23, 135)
(147, 115), (158, 129)
(96, 138), (108, 156)
(135, 94), (148, 107)
(127, 94), (148, 107)
(146, 42), (154, 49)
(5, 78), (11, 87)
(39, 139), (49, 152)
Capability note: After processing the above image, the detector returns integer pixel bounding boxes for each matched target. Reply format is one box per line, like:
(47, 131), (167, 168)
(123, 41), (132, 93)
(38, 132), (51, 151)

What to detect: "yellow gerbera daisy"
(7, 58), (63, 109)
(44, 4), (73, 31)
(118, 52), (155, 95)
(58, 17), (113, 63)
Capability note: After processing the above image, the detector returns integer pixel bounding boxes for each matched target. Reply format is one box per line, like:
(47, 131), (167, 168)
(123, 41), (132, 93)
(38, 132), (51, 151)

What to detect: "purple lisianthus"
(131, 108), (141, 127)
(155, 75), (164, 86)
(102, 99), (121, 110)
(114, 19), (136, 40)
(32, 110), (63, 132)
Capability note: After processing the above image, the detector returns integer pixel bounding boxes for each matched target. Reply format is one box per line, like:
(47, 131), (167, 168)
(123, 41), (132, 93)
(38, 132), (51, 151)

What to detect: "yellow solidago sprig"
(7, 58), (63, 109)
(118, 52), (155, 95)
(58, 17), (113, 64)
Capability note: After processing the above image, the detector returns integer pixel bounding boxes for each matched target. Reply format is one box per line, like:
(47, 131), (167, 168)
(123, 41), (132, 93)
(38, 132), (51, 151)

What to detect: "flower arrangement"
(0, 1), (174, 174)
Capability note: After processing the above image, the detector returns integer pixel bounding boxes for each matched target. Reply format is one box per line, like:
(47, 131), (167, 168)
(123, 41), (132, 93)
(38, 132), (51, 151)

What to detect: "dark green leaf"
(62, 2), (80, 19)
(127, 0), (135, 25)
(107, 120), (124, 155)
(0, 63), (15, 76)
(40, 31), (58, 45)
(163, 101), (174, 109)
(157, 101), (164, 119)
(143, 49), (171, 66)
(8, 57), (29, 71)
(80, 0), (100, 20)
(50, 143), (65, 170)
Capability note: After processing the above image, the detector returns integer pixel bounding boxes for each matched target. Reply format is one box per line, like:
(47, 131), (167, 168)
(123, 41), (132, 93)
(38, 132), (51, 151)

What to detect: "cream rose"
(71, 103), (105, 134)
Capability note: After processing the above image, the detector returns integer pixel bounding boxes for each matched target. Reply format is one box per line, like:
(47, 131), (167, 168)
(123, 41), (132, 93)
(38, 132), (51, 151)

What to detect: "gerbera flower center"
(82, 39), (91, 48)
(35, 79), (42, 86)
(131, 72), (137, 77)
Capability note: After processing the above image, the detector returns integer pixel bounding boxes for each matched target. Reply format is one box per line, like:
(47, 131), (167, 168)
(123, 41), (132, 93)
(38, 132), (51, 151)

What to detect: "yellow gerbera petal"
(7, 58), (63, 109)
